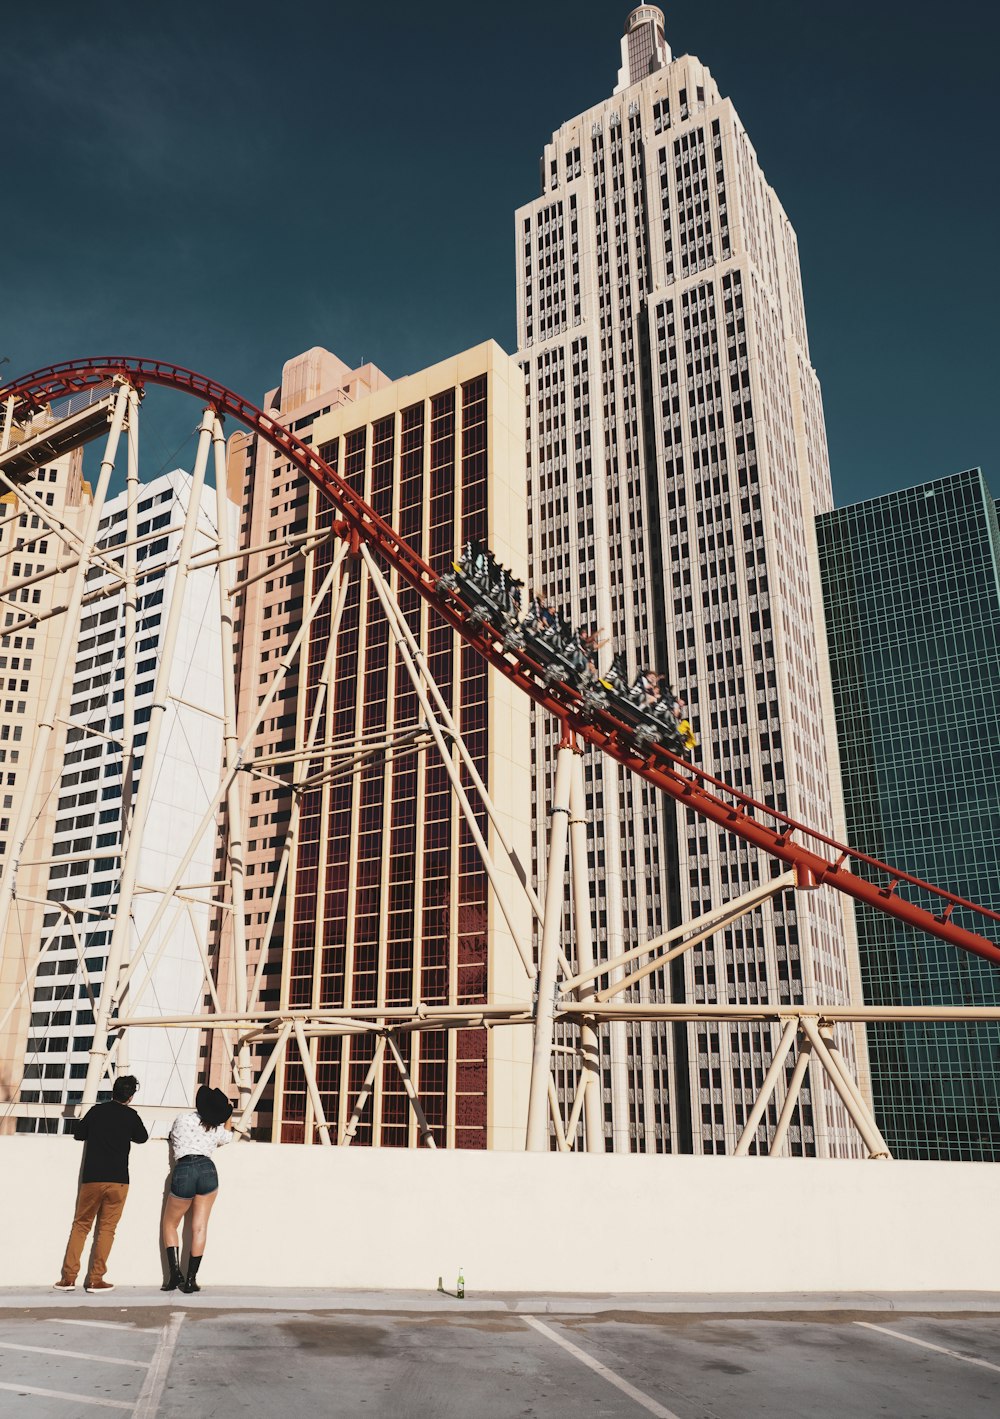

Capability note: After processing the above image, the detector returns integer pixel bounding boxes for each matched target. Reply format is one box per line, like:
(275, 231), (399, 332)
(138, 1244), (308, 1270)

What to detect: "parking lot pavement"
(0, 1312), (175, 1417)
(536, 1314), (1000, 1419)
(1, 1299), (999, 1418)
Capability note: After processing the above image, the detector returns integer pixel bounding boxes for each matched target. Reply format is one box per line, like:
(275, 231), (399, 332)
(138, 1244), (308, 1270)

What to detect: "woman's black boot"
(161, 1247), (184, 1292)
(181, 1255), (203, 1294)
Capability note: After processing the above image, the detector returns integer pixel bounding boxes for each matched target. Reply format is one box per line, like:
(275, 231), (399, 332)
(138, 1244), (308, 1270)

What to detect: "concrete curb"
(4, 1288), (1000, 1316)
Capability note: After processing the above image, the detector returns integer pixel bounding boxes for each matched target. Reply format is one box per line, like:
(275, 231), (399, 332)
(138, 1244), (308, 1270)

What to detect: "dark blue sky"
(2, 1), (995, 506)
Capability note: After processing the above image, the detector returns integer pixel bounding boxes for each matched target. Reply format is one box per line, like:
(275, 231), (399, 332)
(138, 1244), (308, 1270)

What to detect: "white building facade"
(17, 470), (230, 1127)
(515, 6), (863, 1154)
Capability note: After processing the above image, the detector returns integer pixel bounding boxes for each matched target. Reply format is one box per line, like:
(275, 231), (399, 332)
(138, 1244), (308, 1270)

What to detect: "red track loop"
(5, 357), (999, 966)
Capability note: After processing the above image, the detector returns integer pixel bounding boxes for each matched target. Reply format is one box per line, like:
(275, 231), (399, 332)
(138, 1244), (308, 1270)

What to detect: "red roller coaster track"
(4, 356), (1000, 967)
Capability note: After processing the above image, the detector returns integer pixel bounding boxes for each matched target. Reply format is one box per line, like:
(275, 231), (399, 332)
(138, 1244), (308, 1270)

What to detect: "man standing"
(53, 1075), (148, 1294)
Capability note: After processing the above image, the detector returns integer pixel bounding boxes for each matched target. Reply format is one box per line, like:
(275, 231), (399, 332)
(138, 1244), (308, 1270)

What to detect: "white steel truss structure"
(3, 375), (998, 1159)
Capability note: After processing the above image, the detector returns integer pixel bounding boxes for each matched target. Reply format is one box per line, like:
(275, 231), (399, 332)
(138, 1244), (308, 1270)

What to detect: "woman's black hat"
(195, 1085), (234, 1127)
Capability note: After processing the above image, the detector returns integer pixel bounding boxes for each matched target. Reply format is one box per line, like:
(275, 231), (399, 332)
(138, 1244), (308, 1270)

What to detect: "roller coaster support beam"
(384, 1032), (438, 1149)
(233, 1020), (293, 1138)
(563, 872), (796, 1000)
(361, 544), (537, 983)
(733, 1016), (884, 1161)
(546, 1075), (570, 1151)
(568, 750), (605, 1153)
(341, 1035), (388, 1146)
(817, 1020), (891, 1158)
(733, 1018), (798, 1156)
(120, 387), (140, 858)
(0, 906), (76, 1037)
(0, 445), (124, 585)
(560, 1002), (1000, 1024)
(212, 416), (252, 1107)
(797, 1016), (890, 1158)
(769, 1032), (812, 1156)
(107, 548), (346, 1022)
(0, 381), (130, 954)
(247, 548), (354, 1014)
(370, 550), (543, 927)
(82, 406), (216, 1105)
(526, 737), (575, 1151)
(292, 1017), (332, 1146)
(184, 898), (237, 1078)
(114, 387), (141, 1074)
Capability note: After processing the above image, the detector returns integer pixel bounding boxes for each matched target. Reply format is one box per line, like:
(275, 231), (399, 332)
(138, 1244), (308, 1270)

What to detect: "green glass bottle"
(457, 1266), (465, 1299)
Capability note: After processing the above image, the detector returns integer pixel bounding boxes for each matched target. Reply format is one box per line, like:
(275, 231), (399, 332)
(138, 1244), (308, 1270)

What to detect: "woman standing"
(161, 1085), (234, 1294)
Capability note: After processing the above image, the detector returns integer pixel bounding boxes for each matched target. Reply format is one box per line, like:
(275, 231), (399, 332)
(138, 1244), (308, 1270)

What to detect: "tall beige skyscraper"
(515, 6), (863, 1154)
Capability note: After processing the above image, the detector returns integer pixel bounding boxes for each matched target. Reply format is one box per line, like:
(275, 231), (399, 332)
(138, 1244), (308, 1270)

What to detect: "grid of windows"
(12, 472), (221, 1130)
(516, 33), (858, 1155)
(278, 376), (496, 1149)
(817, 470), (1000, 1160)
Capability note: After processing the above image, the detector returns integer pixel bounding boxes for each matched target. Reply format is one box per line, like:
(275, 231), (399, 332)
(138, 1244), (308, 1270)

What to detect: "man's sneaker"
(52, 1279), (77, 1291)
(84, 1280), (115, 1293)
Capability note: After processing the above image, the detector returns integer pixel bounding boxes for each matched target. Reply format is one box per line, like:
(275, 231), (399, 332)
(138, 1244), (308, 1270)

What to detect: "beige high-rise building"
(0, 433), (92, 1117)
(220, 342), (532, 1147)
(516, 6), (862, 1154)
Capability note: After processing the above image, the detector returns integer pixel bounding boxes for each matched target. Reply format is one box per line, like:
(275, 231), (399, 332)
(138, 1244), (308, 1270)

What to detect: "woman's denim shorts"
(170, 1154), (219, 1199)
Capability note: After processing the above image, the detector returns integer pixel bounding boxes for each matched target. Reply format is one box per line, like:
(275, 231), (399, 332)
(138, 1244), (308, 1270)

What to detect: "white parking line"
(0, 1381), (133, 1410)
(0, 1340), (148, 1367)
(134, 1310), (185, 1419)
(856, 1322), (1000, 1374)
(523, 1315), (683, 1419)
(57, 1319), (158, 1334)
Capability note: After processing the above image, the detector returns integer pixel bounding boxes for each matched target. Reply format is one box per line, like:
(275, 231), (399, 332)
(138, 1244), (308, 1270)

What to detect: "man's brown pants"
(60, 1182), (129, 1285)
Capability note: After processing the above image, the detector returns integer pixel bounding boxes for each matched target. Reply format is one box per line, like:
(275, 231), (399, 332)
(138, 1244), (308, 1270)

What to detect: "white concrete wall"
(3, 1135), (999, 1293)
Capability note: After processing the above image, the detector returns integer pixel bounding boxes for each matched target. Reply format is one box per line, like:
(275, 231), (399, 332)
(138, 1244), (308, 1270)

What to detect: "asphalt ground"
(1, 1293), (999, 1418)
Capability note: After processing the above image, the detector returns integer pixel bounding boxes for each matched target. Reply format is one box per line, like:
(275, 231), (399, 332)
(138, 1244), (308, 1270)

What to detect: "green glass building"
(816, 468), (1000, 1160)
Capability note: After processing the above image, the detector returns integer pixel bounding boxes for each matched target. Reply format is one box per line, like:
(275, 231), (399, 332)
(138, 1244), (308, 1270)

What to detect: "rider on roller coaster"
(443, 542), (696, 755)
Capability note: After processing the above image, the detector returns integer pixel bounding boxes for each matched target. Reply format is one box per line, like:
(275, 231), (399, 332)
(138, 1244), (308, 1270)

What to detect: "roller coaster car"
(521, 602), (591, 689)
(437, 547), (523, 639)
(437, 548), (698, 754)
(594, 654), (697, 756)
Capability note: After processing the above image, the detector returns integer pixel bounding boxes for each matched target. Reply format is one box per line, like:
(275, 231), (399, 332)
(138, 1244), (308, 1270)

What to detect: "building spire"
(615, 6), (671, 93)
